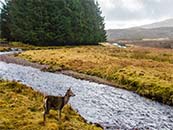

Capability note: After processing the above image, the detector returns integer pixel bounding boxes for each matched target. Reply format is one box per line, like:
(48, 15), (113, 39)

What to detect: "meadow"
(19, 45), (173, 105)
(0, 80), (102, 130)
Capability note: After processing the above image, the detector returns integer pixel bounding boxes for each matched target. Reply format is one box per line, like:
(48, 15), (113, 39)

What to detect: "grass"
(0, 80), (102, 130)
(18, 45), (173, 105)
(0, 41), (73, 51)
(0, 47), (11, 52)
(0, 41), (31, 51)
(9, 42), (60, 50)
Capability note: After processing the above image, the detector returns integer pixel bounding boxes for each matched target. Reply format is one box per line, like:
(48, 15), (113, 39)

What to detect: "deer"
(43, 88), (75, 123)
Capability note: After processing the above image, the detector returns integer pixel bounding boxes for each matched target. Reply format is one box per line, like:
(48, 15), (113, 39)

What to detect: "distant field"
(123, 40), (173, 49)
(19, 45), (173, 105)
(0, 80), (101, 130)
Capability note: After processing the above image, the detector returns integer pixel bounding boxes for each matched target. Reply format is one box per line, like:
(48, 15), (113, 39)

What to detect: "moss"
(0, 80), (102, 130)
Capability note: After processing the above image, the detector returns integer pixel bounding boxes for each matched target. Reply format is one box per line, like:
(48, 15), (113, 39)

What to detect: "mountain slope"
(107, 27), (173, 41)
(107, 18), (173, 41)
(140, 18), (173, 29)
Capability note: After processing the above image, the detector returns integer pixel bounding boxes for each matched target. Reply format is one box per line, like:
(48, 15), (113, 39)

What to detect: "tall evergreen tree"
(0, 0), (106, 45)
(0, 0), (12, 40)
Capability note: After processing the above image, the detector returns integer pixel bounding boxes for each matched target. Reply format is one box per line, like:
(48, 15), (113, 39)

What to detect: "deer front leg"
(59, 110), (61, 120)
(43, 111), (46, 123)
(43, 98), (50, 123)
(43, 107), (50, 123)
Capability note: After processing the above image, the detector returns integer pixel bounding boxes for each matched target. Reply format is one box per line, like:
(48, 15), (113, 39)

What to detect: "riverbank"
(0, 54), (124, 91)
(17, 45), (173, 105)
(0, 46), (11, 52)
(0, 41), (73, 51)
(0, 44), (173, 106)
(0, 80), (102, 130)
(1, 60), (173, 129)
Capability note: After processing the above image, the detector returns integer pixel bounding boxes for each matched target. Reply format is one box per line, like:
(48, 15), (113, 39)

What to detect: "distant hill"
(107, 27), (173, 41)
(139, 18), (173, 29)
(107, 18), (173, 41)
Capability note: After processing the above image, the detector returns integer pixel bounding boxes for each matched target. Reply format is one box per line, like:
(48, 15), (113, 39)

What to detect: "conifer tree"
(0, 0), (106, 45)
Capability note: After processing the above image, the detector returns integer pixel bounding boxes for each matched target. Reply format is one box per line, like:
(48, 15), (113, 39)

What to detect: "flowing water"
(0, 48), (22, 55)
(0, 53), (173, 130)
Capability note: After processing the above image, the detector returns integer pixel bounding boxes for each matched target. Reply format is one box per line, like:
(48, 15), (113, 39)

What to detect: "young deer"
(43, 88), (75, 122)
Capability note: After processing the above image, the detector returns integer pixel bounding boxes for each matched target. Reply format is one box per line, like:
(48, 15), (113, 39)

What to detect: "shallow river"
(0, 58), (173, 129)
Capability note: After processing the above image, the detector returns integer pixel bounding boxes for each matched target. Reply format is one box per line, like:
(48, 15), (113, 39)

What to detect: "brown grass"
(18, 45), (173, 105)
(0, 46), (11, 52)
(0, 80), (102, 130)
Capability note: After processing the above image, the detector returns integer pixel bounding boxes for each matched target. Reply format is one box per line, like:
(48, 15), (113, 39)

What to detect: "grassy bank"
(18, 45), (173, 105)
(0, 41), (69, 51)
(0, 80), (102, 130)
(0, 42), (33, 51)
(0, 47), (11, 52)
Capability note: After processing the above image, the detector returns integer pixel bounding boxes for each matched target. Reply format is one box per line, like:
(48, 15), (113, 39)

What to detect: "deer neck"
(64, 94), (70, 105)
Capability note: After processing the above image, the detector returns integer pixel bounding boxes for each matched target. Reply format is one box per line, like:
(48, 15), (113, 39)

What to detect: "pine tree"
(0, 0), (12, 41)
(0, 0), (106, 45)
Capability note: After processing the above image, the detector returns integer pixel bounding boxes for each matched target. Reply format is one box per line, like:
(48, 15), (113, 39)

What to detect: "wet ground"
(0, 52), (173, 130)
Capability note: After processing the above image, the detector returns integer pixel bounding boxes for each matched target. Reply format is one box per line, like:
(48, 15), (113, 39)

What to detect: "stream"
(0, 48), (22, 55)
(0, 53), (173, 130)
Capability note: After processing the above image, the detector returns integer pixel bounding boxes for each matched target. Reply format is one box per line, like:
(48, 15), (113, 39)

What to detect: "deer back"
(45, 95), (65, 110)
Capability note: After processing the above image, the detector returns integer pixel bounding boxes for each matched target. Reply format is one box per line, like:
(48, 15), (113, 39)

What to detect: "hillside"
(140, 18), (173, 29)
(107, 27), (173, 41)
(107, 18), (173, 41)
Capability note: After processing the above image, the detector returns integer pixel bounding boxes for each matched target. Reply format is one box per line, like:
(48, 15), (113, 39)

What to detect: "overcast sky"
(97, 0), (173, 29)
(1, 0), (173, 29)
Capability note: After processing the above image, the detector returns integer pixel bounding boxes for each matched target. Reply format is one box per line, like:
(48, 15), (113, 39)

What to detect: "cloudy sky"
(1, 0), (173, 29)
(97, 0), (173, 29)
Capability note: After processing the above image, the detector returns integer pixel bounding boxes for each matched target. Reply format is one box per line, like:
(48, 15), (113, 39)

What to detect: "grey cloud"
(97, 0), (173, 28)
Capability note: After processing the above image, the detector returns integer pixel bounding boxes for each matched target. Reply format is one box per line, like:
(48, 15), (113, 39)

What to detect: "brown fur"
(43, 88), (75, 122)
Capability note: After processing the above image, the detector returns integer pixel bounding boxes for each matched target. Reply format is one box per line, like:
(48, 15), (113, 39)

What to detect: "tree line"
(0, 0), (106, 45)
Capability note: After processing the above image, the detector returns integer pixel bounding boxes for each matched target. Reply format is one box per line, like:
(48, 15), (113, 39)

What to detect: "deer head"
(66, 88), (75, 97)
